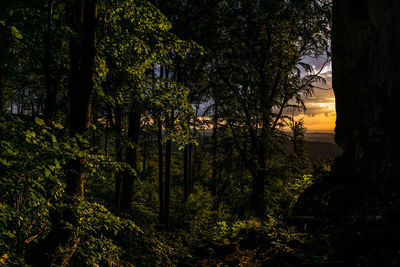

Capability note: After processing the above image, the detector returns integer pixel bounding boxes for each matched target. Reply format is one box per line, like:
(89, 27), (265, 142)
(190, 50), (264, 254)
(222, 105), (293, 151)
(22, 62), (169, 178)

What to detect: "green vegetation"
(0, 0), (333, 265)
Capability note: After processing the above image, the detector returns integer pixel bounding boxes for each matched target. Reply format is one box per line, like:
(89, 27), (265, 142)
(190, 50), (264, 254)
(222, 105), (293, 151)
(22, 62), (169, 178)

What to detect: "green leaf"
(25, 130), (36, 139)
(11, 26), (22, 39)
(35, 117), (45, 126)
(54, 159), (61, 169)
(51, 134), (57, 143)
(44, 169), (51, 177)
(52, 122), (64, 129)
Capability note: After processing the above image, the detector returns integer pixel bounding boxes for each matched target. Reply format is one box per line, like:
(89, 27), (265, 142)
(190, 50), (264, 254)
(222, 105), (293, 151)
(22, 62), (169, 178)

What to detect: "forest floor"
(178, 241), (290, 267)
(181, 245), (264, 266)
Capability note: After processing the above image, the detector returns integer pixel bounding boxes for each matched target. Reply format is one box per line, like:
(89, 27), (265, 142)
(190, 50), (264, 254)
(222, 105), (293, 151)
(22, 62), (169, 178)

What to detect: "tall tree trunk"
(157, 117), (164, 225)
(164, 126), (172, 229)
(211, 105), (218, 196)
(160, 66), (175, 228)
(192, 143), (197, 191)
(27, 1), (98, 265)
(0, 82), (6, 112)
(253, 168), (266, 218)
(190, 104), (200, 193)
(251, 138), (267, 218)
(120, 102), (140, 210)
(250, 71), (273, 218)
(196, 147), (202, 183)
(43, 0), (57, 121)
(67, 0), (97, 197)
(104, 112), (110, 157)
(113, 106), (123, 208)
(183, 144), (189, 201)
(19, 88), (25, 114)
(105, 132), (109, 156)
(142, 140), (147, 175)
(188, 143), (193, 193)
(30, 98), (35, 116)
(330, 0), (400, 263)
(163, 66), (172, 228)
(296, 1), (400, 264)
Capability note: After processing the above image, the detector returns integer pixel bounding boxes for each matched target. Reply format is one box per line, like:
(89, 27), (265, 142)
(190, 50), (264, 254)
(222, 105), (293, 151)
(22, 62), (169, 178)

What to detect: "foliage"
(0, 0), (333, 265)
(72, 201), (141, 265)
(171, 185), (217, 247)
(211, 216), (306, 258)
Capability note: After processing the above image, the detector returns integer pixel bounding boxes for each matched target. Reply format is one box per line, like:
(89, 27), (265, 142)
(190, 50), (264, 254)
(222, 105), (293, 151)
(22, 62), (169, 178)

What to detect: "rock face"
(298, 0), (400, 264)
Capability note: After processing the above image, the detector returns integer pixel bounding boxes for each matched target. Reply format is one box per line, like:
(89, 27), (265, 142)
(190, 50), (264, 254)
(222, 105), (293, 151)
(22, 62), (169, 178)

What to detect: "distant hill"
(304, 141), (342, 160)
(171, 131), (342, 160)
(304, 132), (336, 144)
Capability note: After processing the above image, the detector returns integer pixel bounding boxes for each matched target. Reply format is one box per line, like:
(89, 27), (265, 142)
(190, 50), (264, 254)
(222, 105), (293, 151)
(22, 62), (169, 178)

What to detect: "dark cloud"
(304, 105), (335, 117)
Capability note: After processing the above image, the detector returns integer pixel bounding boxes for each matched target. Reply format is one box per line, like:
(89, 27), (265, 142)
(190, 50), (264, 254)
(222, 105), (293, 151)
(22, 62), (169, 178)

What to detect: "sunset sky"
(294, 57), (335, 133)
(198, 57), (336, 134)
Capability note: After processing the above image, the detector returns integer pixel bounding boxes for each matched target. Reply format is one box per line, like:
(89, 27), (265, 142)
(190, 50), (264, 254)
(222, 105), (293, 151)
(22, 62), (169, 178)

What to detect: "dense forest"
(1, 0), (399, 266)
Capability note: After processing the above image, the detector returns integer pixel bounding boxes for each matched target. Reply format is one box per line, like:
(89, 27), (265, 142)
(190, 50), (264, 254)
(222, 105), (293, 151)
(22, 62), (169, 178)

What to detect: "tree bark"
(157, 117), (164, 225)
(188, 143), (193, 193)
(142, 136), (149, 175)
(0, 82), (6, 112)
(43, 0), (58, 121)
(332, 0), (400, 264)
(27, 1), (98, 265)
(67, 0), (97, 197)
(296, 1), (400, 264)
(120, 103), (140, 210)
(183, 144), (189, 201)
(113, 106), (123, 208)
(211, 105), (218, 197)
(164, 130), (172, 229)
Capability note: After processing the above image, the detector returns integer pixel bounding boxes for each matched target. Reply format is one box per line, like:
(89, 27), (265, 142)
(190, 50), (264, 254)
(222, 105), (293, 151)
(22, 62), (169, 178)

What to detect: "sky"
(294, 57), (335, 133)
(198, 57), (336, 134)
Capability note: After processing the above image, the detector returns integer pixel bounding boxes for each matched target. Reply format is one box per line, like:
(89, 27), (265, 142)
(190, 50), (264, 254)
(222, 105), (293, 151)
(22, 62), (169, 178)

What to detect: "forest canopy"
(0, 0), (334, 265)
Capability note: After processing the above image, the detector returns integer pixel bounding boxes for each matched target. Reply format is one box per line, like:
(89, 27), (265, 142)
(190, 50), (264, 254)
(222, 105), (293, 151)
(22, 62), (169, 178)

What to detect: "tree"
(290, 117), (306, 157)
(27, 0), (98, 265)
(96, 0), (199, 212)
(205, 0), (330, 217)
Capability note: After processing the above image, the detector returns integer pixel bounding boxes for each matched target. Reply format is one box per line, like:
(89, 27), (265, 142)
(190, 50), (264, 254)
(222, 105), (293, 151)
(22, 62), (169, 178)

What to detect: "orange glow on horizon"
(299, 99), (336, 132)
(294, 113), (336, 132)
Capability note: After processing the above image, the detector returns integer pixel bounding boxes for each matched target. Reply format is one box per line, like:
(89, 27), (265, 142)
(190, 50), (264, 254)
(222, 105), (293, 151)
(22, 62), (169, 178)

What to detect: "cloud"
(300, 65), (335, 119)
(312, 63), (332, 75)
(305, 97), (335, 104)
(304, 105), (335, 117)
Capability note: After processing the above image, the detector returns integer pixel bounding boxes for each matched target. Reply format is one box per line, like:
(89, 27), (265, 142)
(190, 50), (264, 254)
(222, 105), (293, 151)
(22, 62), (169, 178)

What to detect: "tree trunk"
(0, 82), (6, 112)
(19, 88), (25, 114)
(331, 0), (400, 264)
(113, 106), (123, 208)
(190, 105), (199, 193)
(188, 143), (193, 193)
(30, 98), (35, 116)
(164, 134), (172, 229)
(120, 103), (140, 210)
(157, 117), (164, 225)
(183, 144), (189, 201)
(67, 0), (97, 197)
(27, 1), (97, 265)
(142, 135), (150, 176)
(192, 143), (197, 190)
(296, 1), (400, 264)
(253, 169), (266, 218)
(43, 0), (57, 121)
(211, 106), (218, 196)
